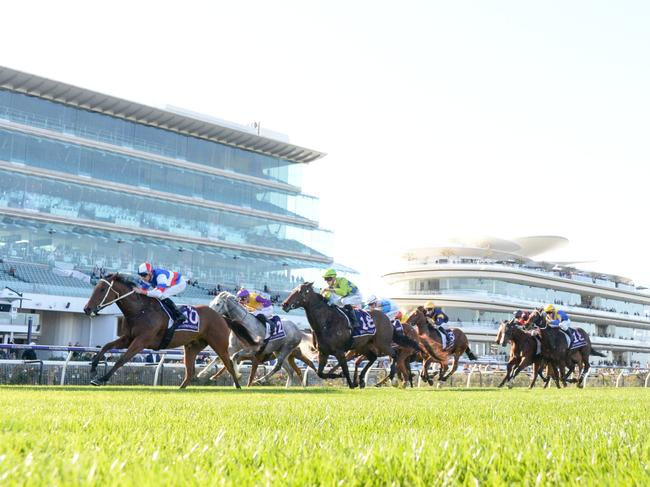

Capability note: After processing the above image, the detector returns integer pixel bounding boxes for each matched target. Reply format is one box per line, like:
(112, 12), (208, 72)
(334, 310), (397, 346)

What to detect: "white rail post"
(582, 366), (592, 388)
(153, 354), (166, 386)
(615, 369), (625, 388)
(302, 367), (310, 387)
(466, 364), (479, 388)
(59, 351), (74, 386)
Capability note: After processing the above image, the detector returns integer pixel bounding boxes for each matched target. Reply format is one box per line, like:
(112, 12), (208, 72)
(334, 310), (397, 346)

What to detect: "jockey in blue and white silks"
(134, 262), (187, 324)
(424, 300), (449, 334)
(544, 304), (570, 331)
(366, 295), (400, 320)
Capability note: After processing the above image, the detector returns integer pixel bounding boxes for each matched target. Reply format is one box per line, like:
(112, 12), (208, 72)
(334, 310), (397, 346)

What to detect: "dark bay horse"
(282, 282), (422, 388)
(526, 309), (605, 388)
(405, 307), (477, 383)
(495, 319), (546, 388)
(83, 274), (243, 388)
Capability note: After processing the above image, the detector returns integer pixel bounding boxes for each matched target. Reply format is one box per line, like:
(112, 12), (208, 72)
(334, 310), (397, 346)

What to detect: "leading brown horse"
(83, 274), (244, 388)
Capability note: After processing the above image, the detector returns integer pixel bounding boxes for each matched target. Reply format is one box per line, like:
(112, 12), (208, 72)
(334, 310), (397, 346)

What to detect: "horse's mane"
(105, 273), (137, 289)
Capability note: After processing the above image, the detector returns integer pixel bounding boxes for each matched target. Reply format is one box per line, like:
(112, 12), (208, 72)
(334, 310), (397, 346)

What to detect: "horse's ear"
(306, 281), (313, 287)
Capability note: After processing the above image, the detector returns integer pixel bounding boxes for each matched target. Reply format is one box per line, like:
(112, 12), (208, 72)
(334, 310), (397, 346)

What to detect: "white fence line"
(0, 344), (648, 387)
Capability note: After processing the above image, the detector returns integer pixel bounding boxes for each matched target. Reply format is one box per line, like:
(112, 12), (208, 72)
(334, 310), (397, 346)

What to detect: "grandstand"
(0, 65), (331, 347)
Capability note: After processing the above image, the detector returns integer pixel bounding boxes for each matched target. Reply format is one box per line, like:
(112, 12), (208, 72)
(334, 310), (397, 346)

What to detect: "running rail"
(0, 344), (648, 387)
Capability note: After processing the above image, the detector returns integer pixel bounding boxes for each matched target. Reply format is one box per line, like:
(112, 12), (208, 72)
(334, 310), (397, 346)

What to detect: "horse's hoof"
(507, 381), (514, 389)
(90, 378), (103, 386)
(359, 381), (366, 389)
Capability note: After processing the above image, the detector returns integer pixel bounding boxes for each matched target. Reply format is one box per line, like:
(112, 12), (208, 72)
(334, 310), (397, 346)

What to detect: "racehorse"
(495, 319), (546, 388)
(208, 292), (304, 385)
(526, 308), (605, 388)
(83, 274), (242, 388)
(197, 329), (318, 387)
(281, 282), (422, 388)
(405, 307), (477, 383)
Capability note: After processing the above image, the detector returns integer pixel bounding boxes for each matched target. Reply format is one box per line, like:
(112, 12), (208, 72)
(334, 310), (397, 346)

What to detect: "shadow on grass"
(0, 385), (351, 395)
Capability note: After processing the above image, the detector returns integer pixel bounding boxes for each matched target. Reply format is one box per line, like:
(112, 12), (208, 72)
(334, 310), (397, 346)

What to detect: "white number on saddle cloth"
(182, 307), (199, 326)
(358, 311), (374, 330)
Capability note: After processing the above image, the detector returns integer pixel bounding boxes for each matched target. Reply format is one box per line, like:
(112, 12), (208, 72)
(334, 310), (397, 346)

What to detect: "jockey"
(365, 295), (400, 320)
(513, 310), (530, 327)
(321, 268), (363, 330)
(392, 310), (405, 334)
(237, 288), (274, 319)
(424, 300), (449, 334)
(236, 288), (276, 338)
(544, 304), (571, 333)
(134, 262), (186, 325)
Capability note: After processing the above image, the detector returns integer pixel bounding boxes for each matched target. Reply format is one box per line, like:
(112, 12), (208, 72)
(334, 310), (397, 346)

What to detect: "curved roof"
(0, 65), (326, 164)
(511, 236), (568, 257)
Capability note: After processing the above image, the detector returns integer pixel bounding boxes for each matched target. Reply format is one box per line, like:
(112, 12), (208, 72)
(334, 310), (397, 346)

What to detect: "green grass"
(0, 387), (649, 486)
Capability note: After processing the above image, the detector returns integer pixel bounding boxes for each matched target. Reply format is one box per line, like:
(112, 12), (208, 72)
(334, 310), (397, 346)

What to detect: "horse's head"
(83, 273), (136, 316)
(282, 282), (316, 312)
(210, 291), (234, 315)
(405, 306), (427, 327)
(495, 320), (508, 345)
(525, 308), (546, 329)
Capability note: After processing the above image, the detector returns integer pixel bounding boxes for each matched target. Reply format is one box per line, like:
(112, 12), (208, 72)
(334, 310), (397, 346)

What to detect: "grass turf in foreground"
(0, 387), (649, 486)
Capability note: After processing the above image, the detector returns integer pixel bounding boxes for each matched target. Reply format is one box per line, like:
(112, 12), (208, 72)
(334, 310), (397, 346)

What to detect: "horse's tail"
(590, 348), (606, 357)
(465, 347), (478, 361)
(223, 316), (258, 347)
(393, 329), (427, 356)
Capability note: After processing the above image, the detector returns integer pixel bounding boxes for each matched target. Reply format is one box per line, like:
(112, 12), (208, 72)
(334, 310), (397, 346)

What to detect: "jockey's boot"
(162, 298), (185, 325)
(343, 304), (359, 332)
(256, 314), (271, 340)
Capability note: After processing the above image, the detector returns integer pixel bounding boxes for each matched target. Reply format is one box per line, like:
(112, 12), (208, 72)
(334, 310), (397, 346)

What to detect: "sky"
(2, 1), (650, 292)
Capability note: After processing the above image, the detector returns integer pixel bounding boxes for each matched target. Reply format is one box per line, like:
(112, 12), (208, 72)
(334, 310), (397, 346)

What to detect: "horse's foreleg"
(336, 353), (356, 389)
(92, 337), (147, 386)
(90, 336), (130, 378)
(197, 356), (220, 378)
(316, 352), (342, 380)
(498, 356), (517, 388)
(352, 355), (365, 388)
(439, 354), (459, 382)
(254, 348), (292, 385)
(357, 353), (377, 389)
(508, 356), (533, 389)
(180, 341), (204, 389)
(293, 349), (317, 372)
(247, 359), (260, 386)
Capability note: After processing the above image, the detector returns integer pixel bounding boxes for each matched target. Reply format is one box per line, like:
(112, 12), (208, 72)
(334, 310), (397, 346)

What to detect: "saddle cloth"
(565, 328), (587, 350)
(392, 319), (404, 334)
(436, 328), (455, 351)
(265, 316), (286, 342)
(351, 308), (376, 337)
(161, 304), (200, 333)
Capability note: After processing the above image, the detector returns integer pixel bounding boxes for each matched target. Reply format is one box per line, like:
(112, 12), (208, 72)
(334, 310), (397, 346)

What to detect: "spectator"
(21, 342), (37, 361)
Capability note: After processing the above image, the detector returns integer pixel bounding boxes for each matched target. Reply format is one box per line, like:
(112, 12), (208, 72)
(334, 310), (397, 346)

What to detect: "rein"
(96, 278), (135, 311)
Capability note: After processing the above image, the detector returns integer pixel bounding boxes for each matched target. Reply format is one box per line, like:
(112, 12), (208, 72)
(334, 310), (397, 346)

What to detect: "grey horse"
(197, 329), (317, 386)
(208, 291), (303, 385)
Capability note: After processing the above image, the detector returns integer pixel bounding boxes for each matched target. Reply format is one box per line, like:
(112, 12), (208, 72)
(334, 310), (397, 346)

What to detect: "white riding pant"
(255, 305), (274, 319)
(158, 279), (187, 299)
(549, 320), (570, 331)
(328, 291), (363, 308)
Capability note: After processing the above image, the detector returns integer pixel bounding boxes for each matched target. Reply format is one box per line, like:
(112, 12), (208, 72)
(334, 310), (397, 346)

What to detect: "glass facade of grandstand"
(0, 88), (333, 296)
(384, 243), (650, 367)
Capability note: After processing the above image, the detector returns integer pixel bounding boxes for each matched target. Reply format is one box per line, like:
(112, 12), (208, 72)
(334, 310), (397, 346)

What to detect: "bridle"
(95, 278), (135, 311)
